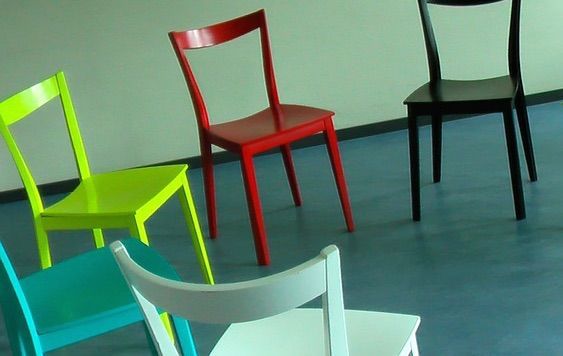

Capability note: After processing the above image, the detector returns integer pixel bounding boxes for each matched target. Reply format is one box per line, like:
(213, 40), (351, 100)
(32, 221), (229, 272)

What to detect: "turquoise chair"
(0, 238), (197, 355)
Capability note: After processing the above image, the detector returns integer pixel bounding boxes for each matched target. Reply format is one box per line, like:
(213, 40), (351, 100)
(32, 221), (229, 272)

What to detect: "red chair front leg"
(240, 152), (270, 265)
(201, 139), (218, 238)
(323, 119), (355, 232)
(281, 144), (302, 206)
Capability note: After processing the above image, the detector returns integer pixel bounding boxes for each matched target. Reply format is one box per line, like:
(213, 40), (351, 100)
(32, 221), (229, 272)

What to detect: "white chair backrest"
(111, 241), (349, 356)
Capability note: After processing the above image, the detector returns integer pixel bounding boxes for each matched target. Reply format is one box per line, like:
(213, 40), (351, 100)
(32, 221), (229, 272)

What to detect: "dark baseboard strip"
(527, 88), (563, 105)
(1, 88), (561, 204)
(0, 179), (80, 204)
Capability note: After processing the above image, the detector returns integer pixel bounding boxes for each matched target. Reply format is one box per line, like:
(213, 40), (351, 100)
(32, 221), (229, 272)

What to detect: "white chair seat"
(211, 308), (420, 356)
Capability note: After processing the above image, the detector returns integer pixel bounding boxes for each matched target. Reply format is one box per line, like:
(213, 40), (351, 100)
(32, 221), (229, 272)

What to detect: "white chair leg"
(410, 334), (420, 356)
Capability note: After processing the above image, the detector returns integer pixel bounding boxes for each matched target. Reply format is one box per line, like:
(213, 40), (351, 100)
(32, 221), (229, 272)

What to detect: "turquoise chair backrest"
(0, 241), (43, 355)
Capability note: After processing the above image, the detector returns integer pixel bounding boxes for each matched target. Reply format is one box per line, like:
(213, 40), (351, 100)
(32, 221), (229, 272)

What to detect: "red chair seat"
(208, 105), (333, 152)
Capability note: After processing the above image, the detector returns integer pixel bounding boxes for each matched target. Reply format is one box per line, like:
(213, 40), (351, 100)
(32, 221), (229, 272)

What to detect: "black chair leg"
(431, 113), (442, 183)
(502, 108), (526, 220)
(515, 87), (537, 182)
(408, 111), (421, 221)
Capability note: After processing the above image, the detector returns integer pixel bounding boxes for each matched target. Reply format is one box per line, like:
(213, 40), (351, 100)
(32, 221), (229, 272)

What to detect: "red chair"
(169, 9), (354, 265)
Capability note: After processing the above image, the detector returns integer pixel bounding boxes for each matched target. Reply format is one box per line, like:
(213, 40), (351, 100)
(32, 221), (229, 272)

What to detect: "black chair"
(404, 0), (537, 221)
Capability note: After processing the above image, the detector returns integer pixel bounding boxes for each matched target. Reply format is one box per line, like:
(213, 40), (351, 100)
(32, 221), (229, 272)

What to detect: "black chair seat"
(405, 76), (517, 112)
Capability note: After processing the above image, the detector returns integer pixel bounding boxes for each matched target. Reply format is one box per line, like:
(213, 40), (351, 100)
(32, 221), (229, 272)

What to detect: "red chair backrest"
(169, 9), (280, 130)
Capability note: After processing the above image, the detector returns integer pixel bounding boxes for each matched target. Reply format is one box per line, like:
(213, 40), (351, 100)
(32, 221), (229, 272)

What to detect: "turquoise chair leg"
(172, 317), (198, 356)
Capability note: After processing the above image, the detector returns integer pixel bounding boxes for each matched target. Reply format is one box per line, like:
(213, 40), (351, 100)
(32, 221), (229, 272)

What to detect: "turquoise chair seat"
(0, 238), (196, 355)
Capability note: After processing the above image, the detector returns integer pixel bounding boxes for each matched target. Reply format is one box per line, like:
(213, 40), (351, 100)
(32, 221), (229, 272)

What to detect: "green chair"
(0, 238), (197, 355)
(0, 71), (213, 283)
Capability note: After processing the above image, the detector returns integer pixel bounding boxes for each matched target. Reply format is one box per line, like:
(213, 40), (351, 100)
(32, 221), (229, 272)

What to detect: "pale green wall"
(0, 0), (561, 191)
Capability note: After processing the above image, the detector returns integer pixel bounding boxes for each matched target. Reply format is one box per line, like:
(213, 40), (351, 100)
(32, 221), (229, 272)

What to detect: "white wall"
(0, 0), (561, 191)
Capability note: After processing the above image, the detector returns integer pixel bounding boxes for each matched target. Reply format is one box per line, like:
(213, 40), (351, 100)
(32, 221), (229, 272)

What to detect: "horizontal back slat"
(171, 10), (263, 49)
(113, 241), (331, 324)
(0, 75), (59, 126)
(428, 0), (503, 5)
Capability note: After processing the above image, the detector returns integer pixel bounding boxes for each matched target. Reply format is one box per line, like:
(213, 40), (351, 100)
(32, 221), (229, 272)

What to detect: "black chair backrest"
(417, 0), (522, 83)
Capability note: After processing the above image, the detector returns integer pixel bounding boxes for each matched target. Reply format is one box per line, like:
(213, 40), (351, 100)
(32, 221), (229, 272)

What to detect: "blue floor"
(1, 101), (562, 354)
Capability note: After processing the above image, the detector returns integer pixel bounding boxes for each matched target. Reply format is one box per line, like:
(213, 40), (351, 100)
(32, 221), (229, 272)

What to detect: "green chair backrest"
(0, 241), (44, 355)
(0, 72), (92, 216)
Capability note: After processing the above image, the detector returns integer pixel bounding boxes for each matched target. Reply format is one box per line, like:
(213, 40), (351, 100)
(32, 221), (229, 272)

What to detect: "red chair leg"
(281, 144), (302, 206)
(201, 140), (218, 238)
(240, 152), (271, 265)
(323, 119), (355, 232)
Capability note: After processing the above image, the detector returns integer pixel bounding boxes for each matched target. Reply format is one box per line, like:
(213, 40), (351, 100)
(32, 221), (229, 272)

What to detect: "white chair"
(111, 241), (421, 355)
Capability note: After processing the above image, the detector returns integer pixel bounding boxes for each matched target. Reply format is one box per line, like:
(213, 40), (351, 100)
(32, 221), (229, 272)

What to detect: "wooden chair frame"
(169, 9), (354, 265)
(112, 242), (421, 355)
(0, 72), (213, 283)
(404, 0), (536, 221)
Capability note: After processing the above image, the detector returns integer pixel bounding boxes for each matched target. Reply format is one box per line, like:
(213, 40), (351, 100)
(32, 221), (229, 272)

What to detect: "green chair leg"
(129, 218), (150, 246)
(178, 176), (214, 284)
(34, 220), (52, 269)
(92, 228), (105, 248)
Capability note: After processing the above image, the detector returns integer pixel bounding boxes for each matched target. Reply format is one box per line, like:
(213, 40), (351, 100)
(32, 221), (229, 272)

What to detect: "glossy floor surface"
(1, 101), (562, 355)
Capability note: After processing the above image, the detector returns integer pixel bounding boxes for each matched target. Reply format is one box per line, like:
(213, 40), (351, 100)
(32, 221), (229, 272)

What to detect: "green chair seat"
(44, 165), (188, 216)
